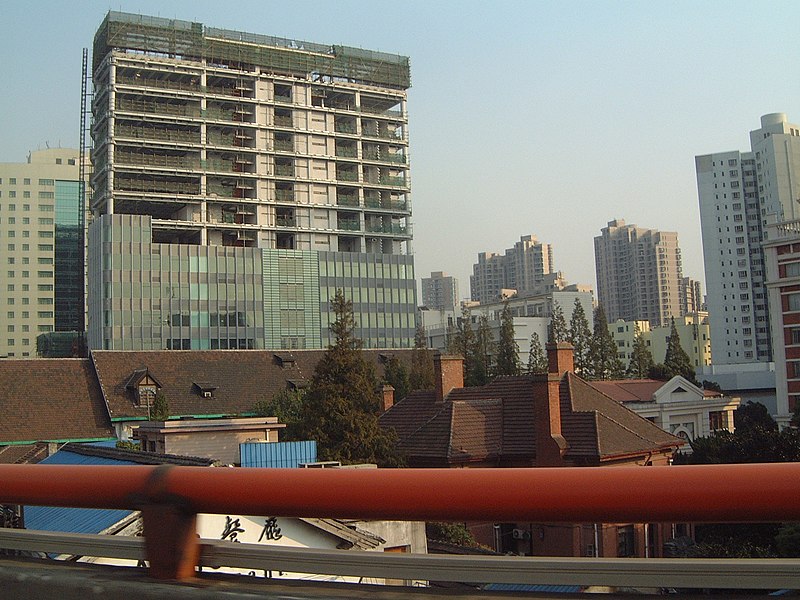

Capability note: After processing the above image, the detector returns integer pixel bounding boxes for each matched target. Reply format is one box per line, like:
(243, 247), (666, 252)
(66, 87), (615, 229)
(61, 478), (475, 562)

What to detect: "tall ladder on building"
(78, 48), (92, 335)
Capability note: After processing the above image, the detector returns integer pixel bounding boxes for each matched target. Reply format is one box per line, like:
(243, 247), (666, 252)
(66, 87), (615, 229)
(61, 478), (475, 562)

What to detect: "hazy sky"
(2, 1), (799, 299)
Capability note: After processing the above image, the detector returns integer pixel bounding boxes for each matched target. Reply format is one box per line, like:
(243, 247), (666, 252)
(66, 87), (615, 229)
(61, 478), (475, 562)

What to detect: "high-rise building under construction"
(88, 12), (415, 351)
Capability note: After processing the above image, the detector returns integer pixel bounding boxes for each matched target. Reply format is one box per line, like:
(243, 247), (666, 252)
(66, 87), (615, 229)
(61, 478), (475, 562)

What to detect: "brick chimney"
(547, 341), (574, 377)
(381, 384), (395, 412)
(434, 352), (464, 402)
(534, 342), (573, 466)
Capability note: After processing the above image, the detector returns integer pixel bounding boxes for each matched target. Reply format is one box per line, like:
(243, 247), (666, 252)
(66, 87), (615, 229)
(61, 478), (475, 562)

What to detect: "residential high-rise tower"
(594, 219), (683, 328)
(470, 235), (553, 304)
(88, 12), (415, 351)
(695, 113), (800, 365)
(421, 271), (459, 313)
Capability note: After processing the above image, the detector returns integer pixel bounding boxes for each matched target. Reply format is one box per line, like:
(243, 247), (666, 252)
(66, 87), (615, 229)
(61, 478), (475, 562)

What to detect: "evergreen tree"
(527, 331), (548, 375)
(495, 302), (521, 376)
(471, 314), (494, 386)
(299, 290), (402, 466)
(626, 325), (654, 379)
(587, 305), (624, 380)
(548, 302), (569, 343)
(383, 355), (411, 402)
(568, 298), (592, 377)
(151, 391), (170, 421)
(444, 320), (460, 355)
(663, 317), (698, 383)
(253, 388), (306, 439)
(409, 324), (435, 391)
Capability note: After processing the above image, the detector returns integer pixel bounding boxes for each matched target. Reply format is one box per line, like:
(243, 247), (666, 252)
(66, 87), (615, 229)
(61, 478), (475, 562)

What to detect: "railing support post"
(141, 503), (199, 580)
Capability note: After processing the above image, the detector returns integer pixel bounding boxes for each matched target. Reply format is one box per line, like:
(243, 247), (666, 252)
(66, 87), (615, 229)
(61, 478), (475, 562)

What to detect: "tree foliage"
(383, 355), (411, 402)
(409, 324), (435, 392)
(298, 290), (403, 467)
(625, 325), (654, 379)
(548, 302), (568, 343)
(151, 391), (170, 421)
(568, 298), (592, 377)
(587, 305), (624, 380)
(663, 317), (698, 383)
(527, 331), (548, 375)
(495, 302), (520, 376)
(470, 314), (494, 386)
(734, 401), (778, 434)
(426, 522), (479, 548)
(253, 388), (306, 440)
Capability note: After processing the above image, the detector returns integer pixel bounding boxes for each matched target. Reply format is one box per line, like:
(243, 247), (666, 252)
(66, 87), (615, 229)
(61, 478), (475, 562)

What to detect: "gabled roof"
(380, 372), (683, 466)
(586, 379), (663, 403)
(91, 349), (413, 420)
(0, 359), (114, 444)
(301, 518), (384, 550)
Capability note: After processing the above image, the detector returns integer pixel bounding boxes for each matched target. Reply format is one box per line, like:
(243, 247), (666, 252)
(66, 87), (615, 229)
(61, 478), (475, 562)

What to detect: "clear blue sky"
(2, 0), (799, 298)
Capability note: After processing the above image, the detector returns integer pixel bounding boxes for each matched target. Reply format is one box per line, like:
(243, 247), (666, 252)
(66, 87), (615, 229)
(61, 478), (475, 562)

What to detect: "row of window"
(0, 191), (55, 199)
(6, 244), (53, 252)
(2, 298), (53, 305)
(0, 204), (53, 211)
(7, 325), (51, 332)
(6, 311), (52, 319)
(0, 178), (57, 186)
(0, 231), (54, 238)
(6, 271), (52, 278)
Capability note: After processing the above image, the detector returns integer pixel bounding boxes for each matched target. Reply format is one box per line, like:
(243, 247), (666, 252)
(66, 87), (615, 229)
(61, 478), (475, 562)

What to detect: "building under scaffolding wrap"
(87, 12), (416, 352)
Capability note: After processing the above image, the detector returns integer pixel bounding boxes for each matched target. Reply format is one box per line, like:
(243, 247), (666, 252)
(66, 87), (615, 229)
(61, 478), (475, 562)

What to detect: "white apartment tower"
(421, 271), (459, 313)
(695, 113), (800, 365)
(594, 219), (683, 328)
(88, 12), (416, 351)
(470, 235), (553, 304)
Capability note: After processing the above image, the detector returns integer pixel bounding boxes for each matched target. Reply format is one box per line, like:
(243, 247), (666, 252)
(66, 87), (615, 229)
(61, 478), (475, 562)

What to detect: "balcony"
(338, 220), (360, 231)
(366, 222), (408, 235)
(336, 171), (359, 183)
(336, 196), (359, 207)
(1, 464), (800, 592)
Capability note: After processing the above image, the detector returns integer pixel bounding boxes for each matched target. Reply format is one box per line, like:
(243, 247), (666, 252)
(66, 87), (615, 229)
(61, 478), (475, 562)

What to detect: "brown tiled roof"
(563, 374), (683, 460)
(587, 379), (663, 403)
(381, 372), (683, 466)
(91, 349), (412, 420)
(0, 443), (50, 464)
(0, 359), (114, 444)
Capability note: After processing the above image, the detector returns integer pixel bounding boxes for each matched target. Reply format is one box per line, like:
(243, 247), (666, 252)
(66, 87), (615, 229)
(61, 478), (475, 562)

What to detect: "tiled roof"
(587, 379), (663, 403)
(91, 349), (413, 420)
(0, 443), (50, 464)
(381, 372), (683, 466)
(0, 359), (114, 444)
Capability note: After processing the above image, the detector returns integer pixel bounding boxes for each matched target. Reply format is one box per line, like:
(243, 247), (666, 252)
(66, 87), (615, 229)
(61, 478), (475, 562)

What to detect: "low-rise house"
(379, 345), (686, 558)
(588, 376), (740, 442)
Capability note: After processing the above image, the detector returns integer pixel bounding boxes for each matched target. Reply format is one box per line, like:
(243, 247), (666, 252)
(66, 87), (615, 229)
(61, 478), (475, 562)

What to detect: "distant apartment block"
(609, 313), (712, 369)
(470, 234), (553, 304)
(0, 149), (85, 358)
(88, 12), (416, 351)
(594, 219), (683, 328)
(421, 271), (459, 312)
(696, 113), (800, 366)
(680, 277), (704, 314)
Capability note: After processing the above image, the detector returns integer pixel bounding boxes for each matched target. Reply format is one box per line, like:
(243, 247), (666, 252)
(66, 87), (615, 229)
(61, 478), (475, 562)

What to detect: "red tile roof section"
(0, 359), (114, 444)
(90, 349), (413, 420)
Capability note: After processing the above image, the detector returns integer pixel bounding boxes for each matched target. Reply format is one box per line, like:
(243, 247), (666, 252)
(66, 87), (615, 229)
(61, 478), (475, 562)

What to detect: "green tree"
(568, 298), (592, 377)
(587, 305), (624, 380)
(253, 388), (306, 439)
(494, 302), (520, 376)
(548, 302), (568, 343)
(734, 401), (778, 434)
(409, 324), (435, 391)
(527, 331), (548, 375)
(471, 314), (494, 386)
(383, 355), (411, 402)
(151, 391), (170, 421)
(663, 317), (697, 383)
(298, 290), (403, 466)
(625, 325), (654, 379)
(444, 320), (460, 355)
(426, 522), (479, 548)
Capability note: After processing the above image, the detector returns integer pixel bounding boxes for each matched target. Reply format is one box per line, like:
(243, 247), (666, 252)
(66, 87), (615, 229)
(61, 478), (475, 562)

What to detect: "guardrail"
(2, 463), (800, 583)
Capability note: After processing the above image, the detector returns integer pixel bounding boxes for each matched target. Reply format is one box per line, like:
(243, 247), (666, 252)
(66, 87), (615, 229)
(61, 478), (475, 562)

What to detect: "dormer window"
(124, 368), (163, 408)
(193, 382), (218, 398)
(274, 352), (295, 368)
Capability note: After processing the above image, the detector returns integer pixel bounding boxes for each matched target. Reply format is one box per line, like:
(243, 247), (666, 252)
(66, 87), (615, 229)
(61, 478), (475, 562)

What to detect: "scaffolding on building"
(93, 12), (411, 90)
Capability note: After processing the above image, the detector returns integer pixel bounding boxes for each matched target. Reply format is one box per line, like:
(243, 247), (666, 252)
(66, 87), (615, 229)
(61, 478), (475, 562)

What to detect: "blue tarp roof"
(24, 448), (137, 534)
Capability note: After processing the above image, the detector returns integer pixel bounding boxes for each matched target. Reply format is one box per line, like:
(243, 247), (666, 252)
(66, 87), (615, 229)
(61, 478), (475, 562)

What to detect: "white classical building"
(588, 376), (740, 444)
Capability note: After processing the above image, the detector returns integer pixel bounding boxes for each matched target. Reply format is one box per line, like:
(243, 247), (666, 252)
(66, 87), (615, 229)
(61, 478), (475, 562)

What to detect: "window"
(23, 178), (30, 185)
(38, 179), (54, 186)
(787, 293), (800, 311)
(38, 191), (54, 199)
(617, 526), (635, 557)
(709, 411), (725, 431)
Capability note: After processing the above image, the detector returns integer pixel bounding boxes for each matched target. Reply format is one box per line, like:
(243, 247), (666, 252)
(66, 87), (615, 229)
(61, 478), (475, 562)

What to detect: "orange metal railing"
(2, 463), (800, 579)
